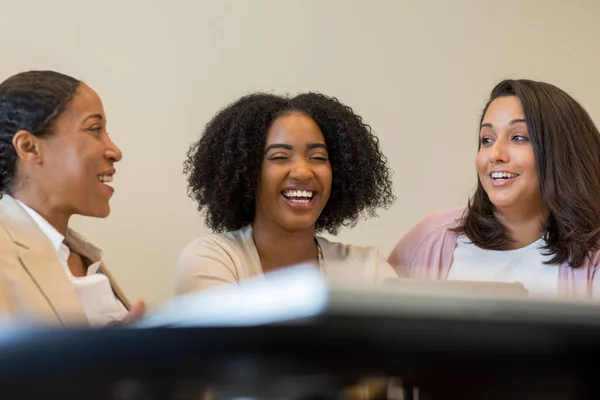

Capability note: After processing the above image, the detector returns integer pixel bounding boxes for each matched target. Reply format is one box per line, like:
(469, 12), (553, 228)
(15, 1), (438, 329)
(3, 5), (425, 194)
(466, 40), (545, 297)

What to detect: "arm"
(591, 261), (600, 299)
(374, 252), (407, 281)
(0, 272), (13, 317)
(386, 208), (460, 278)
(0, 229), (15, 320)
(174, 236), (239, 295)
(387, 223), (424, 278)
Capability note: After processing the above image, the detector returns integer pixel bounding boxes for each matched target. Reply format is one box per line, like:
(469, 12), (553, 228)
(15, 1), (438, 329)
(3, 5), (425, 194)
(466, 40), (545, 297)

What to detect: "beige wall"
(1, 0), (599, 308)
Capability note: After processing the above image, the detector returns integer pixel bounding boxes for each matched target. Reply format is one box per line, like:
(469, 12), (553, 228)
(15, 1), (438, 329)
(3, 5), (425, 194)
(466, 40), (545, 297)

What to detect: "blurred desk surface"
(1, 279), (600, 399)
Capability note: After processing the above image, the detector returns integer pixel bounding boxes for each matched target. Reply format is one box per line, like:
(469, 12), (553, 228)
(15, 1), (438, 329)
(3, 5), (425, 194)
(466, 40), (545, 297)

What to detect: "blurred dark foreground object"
(0, 266), (599, 399)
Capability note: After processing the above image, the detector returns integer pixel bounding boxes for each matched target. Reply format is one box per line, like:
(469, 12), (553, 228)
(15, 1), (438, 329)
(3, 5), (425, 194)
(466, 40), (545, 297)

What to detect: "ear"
(12, 130), (43, 165)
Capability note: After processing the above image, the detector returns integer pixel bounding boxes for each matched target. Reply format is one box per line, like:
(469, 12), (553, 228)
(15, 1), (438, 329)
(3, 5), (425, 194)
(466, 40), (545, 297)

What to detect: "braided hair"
(0, 70), (81, 196)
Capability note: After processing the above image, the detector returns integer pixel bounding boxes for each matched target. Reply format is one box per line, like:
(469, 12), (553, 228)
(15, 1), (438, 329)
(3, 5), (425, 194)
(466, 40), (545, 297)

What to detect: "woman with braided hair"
(0, 70), (143, 326)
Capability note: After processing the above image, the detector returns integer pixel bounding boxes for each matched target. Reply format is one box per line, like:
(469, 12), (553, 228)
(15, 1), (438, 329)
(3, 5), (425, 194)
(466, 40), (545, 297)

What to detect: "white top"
(175, 225), (399, 294)
(16, 200), (128, 327)
(447, 234), (559, 296)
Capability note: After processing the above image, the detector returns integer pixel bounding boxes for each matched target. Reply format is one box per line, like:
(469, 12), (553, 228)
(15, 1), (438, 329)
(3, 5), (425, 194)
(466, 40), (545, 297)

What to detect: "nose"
(489, 139), (509, 164)
(289, 158), (313, 181)
(105, 134), (123, 163)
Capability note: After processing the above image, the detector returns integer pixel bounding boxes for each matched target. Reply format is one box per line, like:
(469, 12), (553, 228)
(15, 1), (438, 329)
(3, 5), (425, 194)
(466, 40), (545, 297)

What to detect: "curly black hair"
(0, 70), (81, 196)
(184, 92), (396, 235)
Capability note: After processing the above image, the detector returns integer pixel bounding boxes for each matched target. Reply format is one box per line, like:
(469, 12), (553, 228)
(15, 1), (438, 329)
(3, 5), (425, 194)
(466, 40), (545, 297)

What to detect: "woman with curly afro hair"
(175, 92), (400, 294)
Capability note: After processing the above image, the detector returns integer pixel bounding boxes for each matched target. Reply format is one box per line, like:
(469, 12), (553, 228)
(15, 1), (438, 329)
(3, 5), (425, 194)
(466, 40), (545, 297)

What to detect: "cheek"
(514, 148), (537, 176)
(46, 143), (90, 175)
(525, 156), (538, 177)
(42, 151), (75, 179)
(475, 150), (488, 175)
(318, 166), (333, 194)
(258, 165), (284, 196)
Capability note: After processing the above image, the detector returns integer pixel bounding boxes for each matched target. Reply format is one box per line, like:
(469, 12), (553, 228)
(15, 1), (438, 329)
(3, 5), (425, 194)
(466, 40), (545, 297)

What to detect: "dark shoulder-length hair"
(454, 79), (600, 268)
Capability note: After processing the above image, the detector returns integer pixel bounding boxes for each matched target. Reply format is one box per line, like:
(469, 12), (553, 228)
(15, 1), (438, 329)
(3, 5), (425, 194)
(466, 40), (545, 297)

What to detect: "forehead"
(265, 113), (324, 144)
(483, 95), (525, 122)
(58, 83), (105, 122)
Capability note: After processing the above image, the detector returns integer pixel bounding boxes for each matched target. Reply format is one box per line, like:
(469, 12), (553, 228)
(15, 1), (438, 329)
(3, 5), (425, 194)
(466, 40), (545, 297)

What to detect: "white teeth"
(282, 190), (314, 198)
(98, 174), (113, 183)
(491, 172), (518, 179)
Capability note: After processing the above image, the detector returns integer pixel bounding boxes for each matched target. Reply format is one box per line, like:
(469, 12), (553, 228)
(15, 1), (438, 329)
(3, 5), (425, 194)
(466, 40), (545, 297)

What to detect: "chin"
(488, 196), (517, 209)
(282, 218), (317, 233)
(81, 204), (111, 218)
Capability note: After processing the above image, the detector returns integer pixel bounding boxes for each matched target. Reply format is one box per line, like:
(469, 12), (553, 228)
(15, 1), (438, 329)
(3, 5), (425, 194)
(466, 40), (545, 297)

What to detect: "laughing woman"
(175, 92), (398, 294)
(387, 79), (600, 299)
(0, 70), (143, 326)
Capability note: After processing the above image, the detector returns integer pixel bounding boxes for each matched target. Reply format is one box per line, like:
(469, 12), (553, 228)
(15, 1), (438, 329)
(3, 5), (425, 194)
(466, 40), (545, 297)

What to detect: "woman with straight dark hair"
(388, 79), (600, 298)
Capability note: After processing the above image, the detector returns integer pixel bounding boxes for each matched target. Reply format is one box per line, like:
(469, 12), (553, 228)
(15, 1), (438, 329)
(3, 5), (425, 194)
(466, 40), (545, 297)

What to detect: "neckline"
(459, 233), (544, 254)
(247, 225), (324, 274)
(316, 238), (325, 273)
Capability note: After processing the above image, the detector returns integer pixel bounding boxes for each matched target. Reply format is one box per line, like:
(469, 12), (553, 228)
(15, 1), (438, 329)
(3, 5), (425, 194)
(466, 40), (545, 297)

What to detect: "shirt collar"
(15, 199), (65, 256)
(14, 198), (105, 265)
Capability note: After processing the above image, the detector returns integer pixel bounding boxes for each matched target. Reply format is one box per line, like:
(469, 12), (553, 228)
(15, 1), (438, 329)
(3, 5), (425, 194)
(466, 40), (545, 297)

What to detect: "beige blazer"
(0, 195), (130, 327)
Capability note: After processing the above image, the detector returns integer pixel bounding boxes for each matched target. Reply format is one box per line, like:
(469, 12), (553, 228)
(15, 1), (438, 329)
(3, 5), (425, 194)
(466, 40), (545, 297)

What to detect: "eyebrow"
(82, 114), (104, 123)
(480, 119), (526, 129)
(264, 143), (327, 153)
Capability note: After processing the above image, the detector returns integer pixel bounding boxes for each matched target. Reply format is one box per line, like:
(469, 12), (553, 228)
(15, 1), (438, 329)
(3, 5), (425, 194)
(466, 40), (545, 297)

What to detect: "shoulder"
(0, 195), (28, 247)
(0, 197), (29, 260)
(178, 226), (252, 261)
(175, 226), (255, 293)
(0, 220), (14, 247)
(0, 194), (57, 253)
(403, 206), (465, 244)
(413, 206), (466, 235)
(315, 237), (398, 283)
(176, 226), (257, 277)
(316, 236), (380, 261)
(0, 221), (19, 267)
(387, 206), (465, 266)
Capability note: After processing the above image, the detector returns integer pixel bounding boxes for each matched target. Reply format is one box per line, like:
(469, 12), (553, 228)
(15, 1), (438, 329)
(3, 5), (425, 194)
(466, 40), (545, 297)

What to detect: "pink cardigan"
(387, 206), (600, 299)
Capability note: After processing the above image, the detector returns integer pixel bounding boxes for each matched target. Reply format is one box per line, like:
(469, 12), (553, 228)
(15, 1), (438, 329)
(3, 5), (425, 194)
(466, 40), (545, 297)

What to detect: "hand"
(106, 299), (146, 327)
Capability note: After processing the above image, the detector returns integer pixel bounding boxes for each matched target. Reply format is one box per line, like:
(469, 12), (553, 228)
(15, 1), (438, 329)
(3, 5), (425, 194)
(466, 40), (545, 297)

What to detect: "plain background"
(1, 0), (599, 308)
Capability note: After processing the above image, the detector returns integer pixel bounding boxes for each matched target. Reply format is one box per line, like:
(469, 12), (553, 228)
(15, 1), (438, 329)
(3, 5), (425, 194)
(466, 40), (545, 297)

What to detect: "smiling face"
(29, 84), (122, 218)
(476, 95), (541, 213)
(254, 112), (332, 233)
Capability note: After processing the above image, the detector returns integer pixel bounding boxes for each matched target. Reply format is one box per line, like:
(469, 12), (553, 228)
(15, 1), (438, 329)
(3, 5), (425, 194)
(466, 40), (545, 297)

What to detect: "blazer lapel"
(99, 263), (131, 310)
(65, 229), (131, 311)
(0, 196), (87, 326)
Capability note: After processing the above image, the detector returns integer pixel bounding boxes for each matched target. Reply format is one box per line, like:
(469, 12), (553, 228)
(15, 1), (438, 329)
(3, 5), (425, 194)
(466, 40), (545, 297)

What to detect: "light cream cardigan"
(175, 225), (398, 294)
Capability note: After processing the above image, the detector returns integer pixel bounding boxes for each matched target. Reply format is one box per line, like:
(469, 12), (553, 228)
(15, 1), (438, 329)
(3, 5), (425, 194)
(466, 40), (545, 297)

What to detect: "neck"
(251, 218), (318, 274)
(12, 188), (70, 236)
(495, 204), (548, 249)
